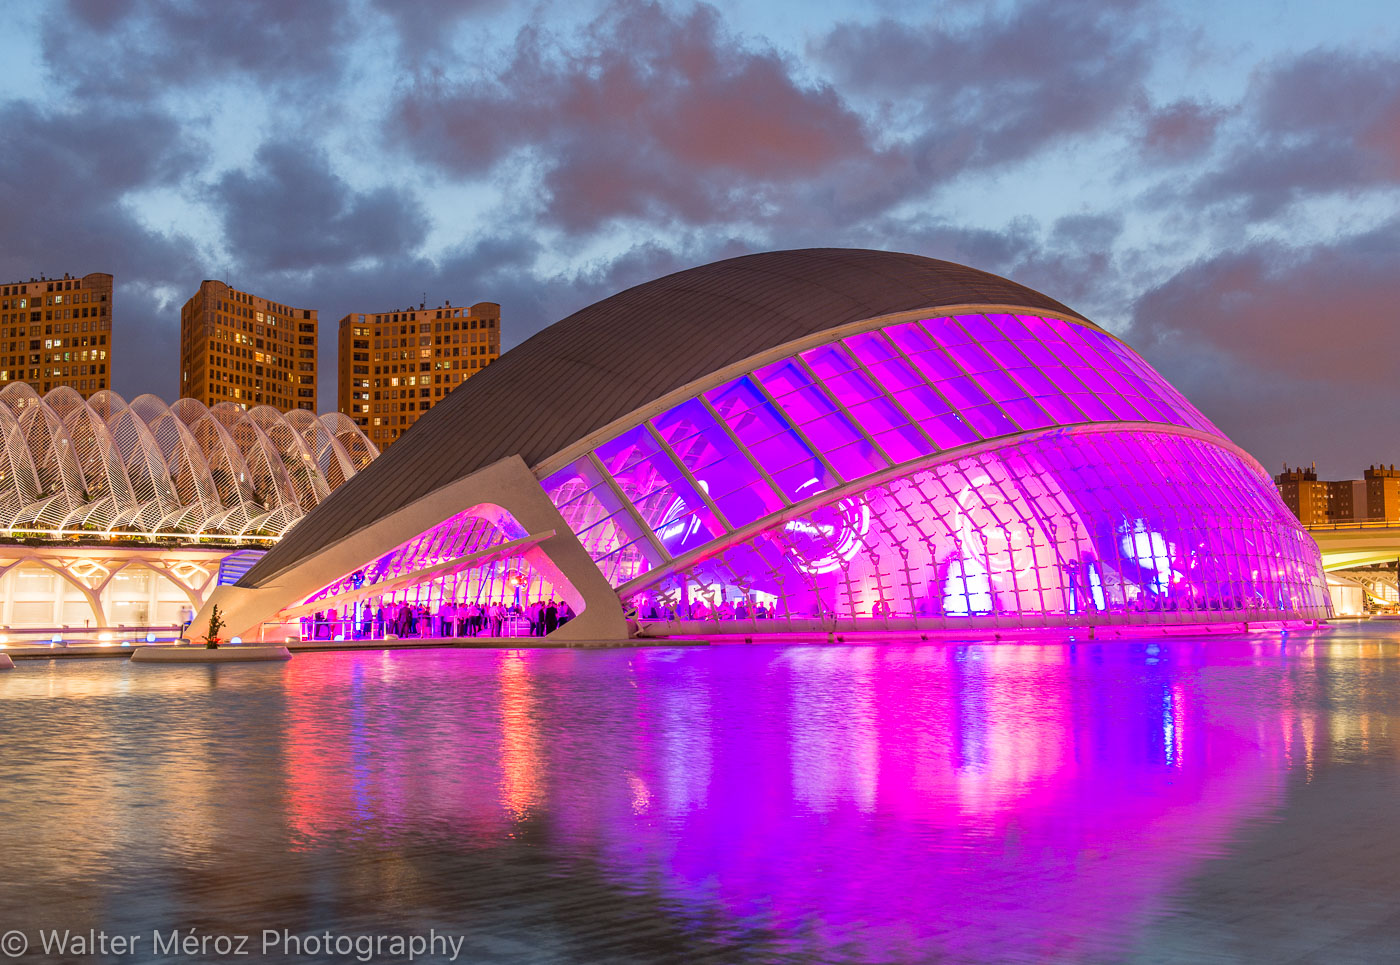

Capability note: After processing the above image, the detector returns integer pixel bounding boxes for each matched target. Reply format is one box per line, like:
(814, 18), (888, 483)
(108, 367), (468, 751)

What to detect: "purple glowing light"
(535, 311), (1324, 629)
(626, 429), (1328, 627)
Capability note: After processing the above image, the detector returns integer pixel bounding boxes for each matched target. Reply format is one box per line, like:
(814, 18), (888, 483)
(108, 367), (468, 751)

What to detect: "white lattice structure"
(0, 385), (377, 540)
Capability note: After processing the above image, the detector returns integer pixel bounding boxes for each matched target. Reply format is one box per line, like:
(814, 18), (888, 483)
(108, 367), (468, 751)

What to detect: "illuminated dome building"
(203, 249), (1329, 642)
(0, 384), (376, 636)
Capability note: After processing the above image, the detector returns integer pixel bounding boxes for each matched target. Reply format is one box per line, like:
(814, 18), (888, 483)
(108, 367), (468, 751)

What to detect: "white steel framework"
(0, 384), (377, 540)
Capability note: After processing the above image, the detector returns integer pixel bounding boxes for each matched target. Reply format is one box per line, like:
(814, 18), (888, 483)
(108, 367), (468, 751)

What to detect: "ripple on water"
(4, 628), (1400, 963)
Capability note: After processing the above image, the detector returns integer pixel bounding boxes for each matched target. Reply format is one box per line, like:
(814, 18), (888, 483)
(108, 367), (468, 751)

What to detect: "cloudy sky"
(1, 0), (1397, 475)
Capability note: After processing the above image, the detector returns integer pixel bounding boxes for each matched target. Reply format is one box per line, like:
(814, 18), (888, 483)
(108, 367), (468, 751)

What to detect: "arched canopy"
(245, 248), (1094, 586)
(0, 389), (378, 540)
(208, 247), (1327, 643)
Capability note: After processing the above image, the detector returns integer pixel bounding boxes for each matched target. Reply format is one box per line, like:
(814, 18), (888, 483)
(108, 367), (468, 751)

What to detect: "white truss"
(0, 386), (379, 540)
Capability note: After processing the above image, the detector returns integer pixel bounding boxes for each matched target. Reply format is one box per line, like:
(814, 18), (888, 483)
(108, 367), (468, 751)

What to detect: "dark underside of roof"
(242, 248), (1088, 587)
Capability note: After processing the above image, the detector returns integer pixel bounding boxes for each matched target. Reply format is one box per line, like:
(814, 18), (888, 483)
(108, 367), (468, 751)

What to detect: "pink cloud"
(390, 1), (888, 232)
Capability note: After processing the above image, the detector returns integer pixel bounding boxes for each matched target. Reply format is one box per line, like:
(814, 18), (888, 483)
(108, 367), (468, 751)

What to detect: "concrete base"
(130, 646), (292, 663)
(1370, 614), (1400, 621)
(0, 653), (13, 669)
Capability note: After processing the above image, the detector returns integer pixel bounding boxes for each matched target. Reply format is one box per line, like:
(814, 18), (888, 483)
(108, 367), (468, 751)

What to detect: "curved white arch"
(0, 389), (377, 539)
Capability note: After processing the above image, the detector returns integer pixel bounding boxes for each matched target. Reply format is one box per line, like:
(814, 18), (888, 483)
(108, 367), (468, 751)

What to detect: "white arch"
(0, 389), (377, 539)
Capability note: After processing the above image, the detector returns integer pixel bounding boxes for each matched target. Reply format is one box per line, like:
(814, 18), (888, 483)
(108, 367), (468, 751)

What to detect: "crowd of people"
(301, 598), (574, 640)
(633, 599), (778, 621)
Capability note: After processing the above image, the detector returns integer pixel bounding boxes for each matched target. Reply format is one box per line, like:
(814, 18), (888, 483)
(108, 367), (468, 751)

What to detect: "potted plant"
(202, 605), (225, 650)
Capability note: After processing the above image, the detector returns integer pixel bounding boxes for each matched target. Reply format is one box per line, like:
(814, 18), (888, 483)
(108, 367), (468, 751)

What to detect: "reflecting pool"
(4, 626), (1400, 962)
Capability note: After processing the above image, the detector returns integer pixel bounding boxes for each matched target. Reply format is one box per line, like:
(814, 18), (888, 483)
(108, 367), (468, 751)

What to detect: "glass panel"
(923, 413), (980, 449)
(886, 321), (939, 356)
(749, 432), (821, 472)
(773, 463), (835, 502)
(962, 404), (1018, 439)
(825, 438), (888, 481)
(954, 313), (1001, 341)
(820, 368), (882, 406)
(800, 342), (858, 379)
(980, 338), (1033, 369)
(922, 316), (973, 346)
(652, 397), (714, 447)
(753, 358), (812, 396)
(906, 343), (964, 382)
(893, 384), (952, 423)
(802, 411), (867, 450)
(864, 355), (923, 391)
(970, 369), (1024, 403)
(770, 384), (837, 425)
(1001, 397), (1055, 431)
(843, 330), (898, 364)
(1039, 394), (1087, 424)
(707, 376), (770, 421)
(1009, 366), (1057, 397)
(875, 425), (932, 463)
(714, 480), (786, 528)
(944, 341), (999, 374)
(984, 312), (1034, 341)
(936, 376), (992, 409)
(849, 396), (909, 435)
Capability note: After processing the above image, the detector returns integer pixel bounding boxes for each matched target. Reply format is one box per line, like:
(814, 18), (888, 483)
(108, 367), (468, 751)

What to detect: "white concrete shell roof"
(244, 248), (1092, 586)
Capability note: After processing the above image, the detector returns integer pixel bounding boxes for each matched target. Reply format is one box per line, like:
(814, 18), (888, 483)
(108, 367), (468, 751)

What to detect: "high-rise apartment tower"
(0, 271), (112, 396)
(180, 281), (317, 411)
(337, 300), (500, 447)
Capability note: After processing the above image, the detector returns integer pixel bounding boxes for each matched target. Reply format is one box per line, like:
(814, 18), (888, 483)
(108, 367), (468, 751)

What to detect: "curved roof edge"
(243, 248), (1088, 587)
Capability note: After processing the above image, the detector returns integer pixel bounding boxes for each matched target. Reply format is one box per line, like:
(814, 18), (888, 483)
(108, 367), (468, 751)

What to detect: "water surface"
(3, 627), (1400, 963)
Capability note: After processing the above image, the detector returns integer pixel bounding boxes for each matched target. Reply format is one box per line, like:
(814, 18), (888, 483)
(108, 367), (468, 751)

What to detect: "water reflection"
(4, 631), (1400, 962)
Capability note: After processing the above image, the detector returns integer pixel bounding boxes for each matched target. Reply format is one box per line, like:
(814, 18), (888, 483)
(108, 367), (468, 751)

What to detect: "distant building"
(1275, 465), (1327, 524)
(180, 280), (317, 411)
(1366, 465), (1400, 522)
(1275, 463), (1397, 525)
(0, 271), (112, 397)
(336, 300), (500, 447)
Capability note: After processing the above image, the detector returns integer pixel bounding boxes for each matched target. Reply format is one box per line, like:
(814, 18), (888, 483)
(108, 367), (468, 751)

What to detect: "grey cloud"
(1136, 98), (1227, 163)
(389, 0), (894, 233)
(213, 144), (432, 273)
(0, 101), (201, 284)
(370, 0), (509, 56)
(816, 0), (1154, 179)
(1128, 219), (1400, 473)
(0, 100), (206, 401)
(1179, 48), (1400, 218)
(41, 0), (355, 99)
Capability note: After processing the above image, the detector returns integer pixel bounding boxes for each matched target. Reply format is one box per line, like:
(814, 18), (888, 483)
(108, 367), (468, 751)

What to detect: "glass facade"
(536, 312), (1325, 631)
(544, 314), (1223, 575)
(277, 309), (1326, 638)
(304, 508), (523, 602)
(292, 506), (572, 640)
(623, 429), (1329, 628)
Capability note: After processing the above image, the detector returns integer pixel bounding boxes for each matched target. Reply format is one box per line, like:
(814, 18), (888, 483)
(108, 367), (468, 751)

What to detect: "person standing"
(544, 600), (559, 635)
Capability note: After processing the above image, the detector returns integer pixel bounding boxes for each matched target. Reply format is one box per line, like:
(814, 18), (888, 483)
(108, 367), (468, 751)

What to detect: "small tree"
(203, 605), (226, 650)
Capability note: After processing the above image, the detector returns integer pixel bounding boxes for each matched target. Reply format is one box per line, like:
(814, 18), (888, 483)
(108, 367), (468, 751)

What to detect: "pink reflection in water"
(276, 642), (1315, 960)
